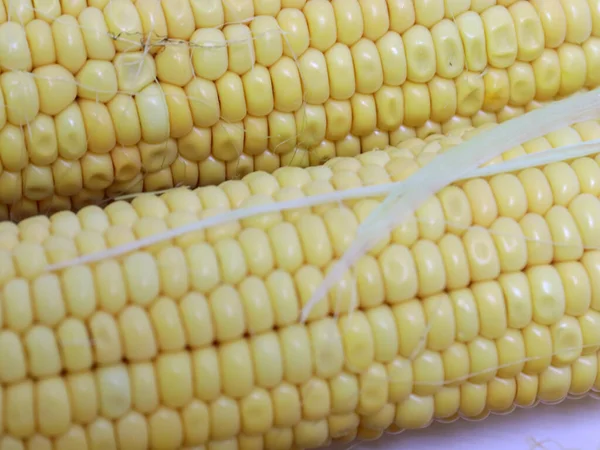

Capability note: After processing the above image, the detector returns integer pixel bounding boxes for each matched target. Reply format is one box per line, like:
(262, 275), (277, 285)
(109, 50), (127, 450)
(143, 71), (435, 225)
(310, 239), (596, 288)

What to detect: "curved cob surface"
(2, 120), (600, 449)
(1, 0), (600, 217)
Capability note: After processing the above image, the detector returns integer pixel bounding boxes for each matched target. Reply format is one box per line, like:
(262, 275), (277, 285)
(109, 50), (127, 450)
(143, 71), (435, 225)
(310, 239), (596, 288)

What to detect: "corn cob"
(2, 120), (600, 449)
(0, 0), (599, 216)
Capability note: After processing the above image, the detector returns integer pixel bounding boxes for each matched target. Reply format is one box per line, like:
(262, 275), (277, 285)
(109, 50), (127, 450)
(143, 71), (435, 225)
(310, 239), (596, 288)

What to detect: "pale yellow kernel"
(558, 43), (587, 96)
(508, 62), (535, 106)
(52, 15), (87, 75)
(423, 293), (456, 351)
(331, 0), (363, 46)
(583, 38), (600, 87)
(378, 244), (418, 303)
(251, 15), (283, 67)
(496, 329), (526, 378)
(351, 38), (384, 95)
(551, 316), (583, 366)
(224, 24), (255, 75)
(325, 45), (355, 102)
(402, 82), (431, 127)
(473, 281), (507, 339)
(303, 0), (336, 52)
(468, 336), (498, 383)
(148, 408), (184, 449)
(88, 311), (122, 365)
(403, 25), (436, 83)
(104, 0), (143, 52)
(78, 7), (116, 61)
(528, 265), (566, 326)
(580, 308), (600, 355)
(0, 125), (27, 174)
(462, 226), (500, 282)
(277, 325), (312, 386)
(271, 382), (301, 427)
(1, 71), (39, 127)
(33, 0), (61, 25)
(0, 22), (32, 71)
(530, 0), (567, 48)
(357, 363), (388, 416)
(433, 387), (460, 420)
(538, 366), (570, 403)
(487, 377), (517, 412)
(377, 32), (407, 88)
(431, 19), (465, 79)
(223, 0), (253, 23)
(445, 0), (470, 18)
(294, 420), (328, 448)
(546, 205), (584, 262)
(26, 325), (61, 377)
(438, 234), (470, 293)
(456, 75), (485, 122)
(113, 53), (156, 94)
(455, 11), (487, 71)
(483, 68), (510, 112)
(523, 322), (553, 374)
(119, 306), (157, 362)
(135, 83), (170, 144)
(277, 8), (309, 58)
(415, 0), (444, 28)
(57, 318), (93, 372)
(0, 331), (26, 383)
(240, 388), (274, 435)
(270, 56), (303, 113)
(5, 381), (35, 438)
(392, 300), (426, 359)
(155, 44), (194, 87)
(395, 395), (434, 429)
(560, 0), (592, 44)
(570, 355), (597, 395)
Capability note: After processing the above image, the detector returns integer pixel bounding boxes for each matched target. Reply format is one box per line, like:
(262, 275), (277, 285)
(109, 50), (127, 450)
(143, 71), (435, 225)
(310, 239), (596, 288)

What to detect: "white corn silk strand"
(300, 89), (600, 322)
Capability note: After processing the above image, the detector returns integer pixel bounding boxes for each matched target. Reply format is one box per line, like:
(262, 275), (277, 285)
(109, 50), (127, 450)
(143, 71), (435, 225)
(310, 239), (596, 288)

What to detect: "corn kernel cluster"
(0, 0), (600, 217)
(1, 120), (600, 449)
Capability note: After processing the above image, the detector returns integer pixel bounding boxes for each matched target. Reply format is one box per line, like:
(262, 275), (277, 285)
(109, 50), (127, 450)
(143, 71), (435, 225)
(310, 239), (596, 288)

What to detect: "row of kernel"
(0, 4), (481, 82)
(1, 115), (598, 222)
(0, 0), (518, 38)
(0, 67), (591, 180)
(0, 3), (578, 114)
(2, 236), (598, 363)
(0, 371), (352, 446)
(0, 331), (595, 423)
(0, 118), (596, 223)
(446, 359), (600, 423)
(0, 347), (599, 445)
(3, 128), (597, 250)
(1, 245), (594, 372)
(6, 49), (597, 169)
(2, 0), (599, 75)
(0, 384), (417, 448)
(0, 368), (591, 449)
(0, 420), (337, 450)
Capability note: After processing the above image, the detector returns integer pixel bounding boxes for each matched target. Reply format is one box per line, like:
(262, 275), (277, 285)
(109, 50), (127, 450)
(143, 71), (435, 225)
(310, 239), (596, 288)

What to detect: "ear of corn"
(2, 121), (600, 448)
(0, 0), (599, 218)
